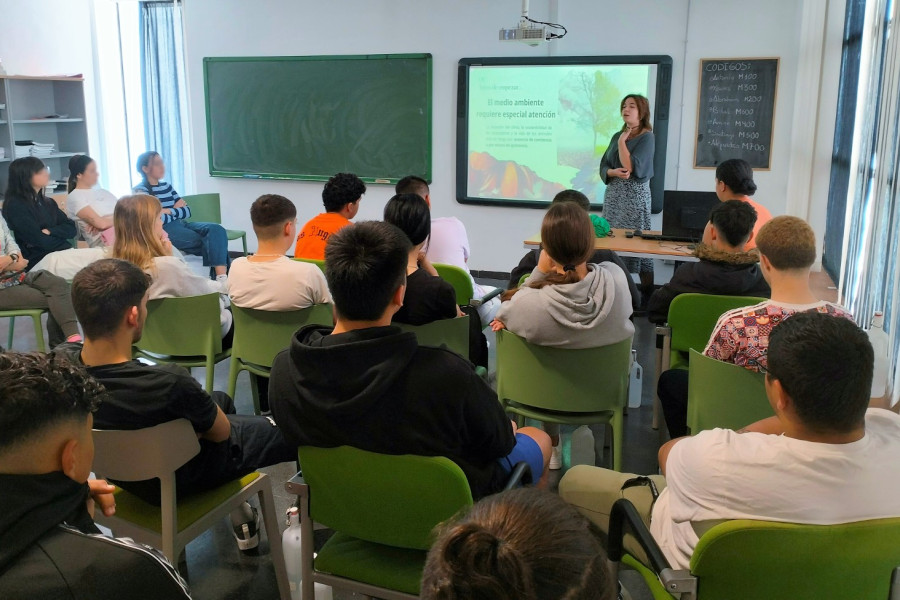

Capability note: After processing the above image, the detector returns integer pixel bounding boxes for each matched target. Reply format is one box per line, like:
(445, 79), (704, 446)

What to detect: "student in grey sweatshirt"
(492, 202), (635, 469)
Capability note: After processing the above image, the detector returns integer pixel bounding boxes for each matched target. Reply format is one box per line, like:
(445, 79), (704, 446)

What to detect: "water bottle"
(868, 311), (890, 399)
(570, 425), (596, 467)
(628, 349), (643, 409)
(283, 507), (333, 600)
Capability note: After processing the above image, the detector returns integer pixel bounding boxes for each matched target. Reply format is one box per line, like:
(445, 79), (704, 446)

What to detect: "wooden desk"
(524, 228), (699, 262)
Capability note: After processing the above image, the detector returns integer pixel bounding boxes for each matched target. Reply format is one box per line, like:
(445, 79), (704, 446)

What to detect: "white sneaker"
(549, 445), (562, 470)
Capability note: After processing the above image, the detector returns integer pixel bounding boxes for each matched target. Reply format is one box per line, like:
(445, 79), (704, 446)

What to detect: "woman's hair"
(112, 194), (168, 271)
(504, 202), (594, 300)
(715, 158), (757, 196)
(621, 94), (653, 132)
(421, 488), (615, 600)
(5, 157), (47, 203)
(383, 192), (431, 246)
(135, 151), (160, 179)
(67, 154), (95, 193)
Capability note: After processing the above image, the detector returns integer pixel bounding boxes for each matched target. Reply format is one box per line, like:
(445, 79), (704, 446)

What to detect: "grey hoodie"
(496, 263), (635, 349)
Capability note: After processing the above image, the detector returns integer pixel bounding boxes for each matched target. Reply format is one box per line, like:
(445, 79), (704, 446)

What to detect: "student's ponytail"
(67, 154), (94, 193)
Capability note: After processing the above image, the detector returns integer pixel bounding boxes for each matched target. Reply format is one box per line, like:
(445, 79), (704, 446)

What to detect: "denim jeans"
(163, 219), (230, 269)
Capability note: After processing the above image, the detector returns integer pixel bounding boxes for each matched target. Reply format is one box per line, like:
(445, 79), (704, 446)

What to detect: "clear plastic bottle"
(282, 507), (333, 600)
(868, 311), (890, 399)
(570, 425), (596, 467)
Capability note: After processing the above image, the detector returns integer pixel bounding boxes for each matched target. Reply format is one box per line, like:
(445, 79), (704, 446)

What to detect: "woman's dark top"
(599, 131), (656, 184)
(2, 194), (76, 269)
(393, 268), (458, 326)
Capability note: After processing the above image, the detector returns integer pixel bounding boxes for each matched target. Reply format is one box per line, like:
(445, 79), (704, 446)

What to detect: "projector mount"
(499, 0), (568, 46)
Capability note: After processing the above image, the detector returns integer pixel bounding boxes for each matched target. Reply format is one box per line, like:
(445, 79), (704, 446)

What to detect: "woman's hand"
(490, 319), (507, 332)
(456, 305), (465, 318)
(173, 199), (187, 209)
(41, 228), (51, 235)
(87, 479), (116, 519)
(10, 256), (28, 272)
(607, 168), (631, 179)
(619, 128), (631, 144)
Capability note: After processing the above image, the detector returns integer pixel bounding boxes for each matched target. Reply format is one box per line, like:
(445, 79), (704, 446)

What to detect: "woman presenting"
(599, 94), (655, 294)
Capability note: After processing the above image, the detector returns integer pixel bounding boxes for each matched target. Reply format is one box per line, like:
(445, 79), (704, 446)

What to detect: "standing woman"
(66, 154), (118, 247)
(2, 157), (77, 268)
(134, 151), (229, 282)
(599, 94), (655, 294)
(714, 158), (772, 250)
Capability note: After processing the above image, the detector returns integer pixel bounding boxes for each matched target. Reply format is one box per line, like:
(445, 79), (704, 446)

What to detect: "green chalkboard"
(203, 54), (432, 183)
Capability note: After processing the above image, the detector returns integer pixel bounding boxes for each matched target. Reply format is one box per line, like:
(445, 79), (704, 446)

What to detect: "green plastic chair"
(227, 303), (333, 414)
(433, 263), (502, 307)
(1, 308), (47, 351)
(289, 445), (475, 599)
(133, 293), (230, 392)
(91, 419), (291, 599)
(182, 193), (248, 256)
(292, 257), (326, 275)
(687, 349), (772, 434)
(496, 330), (633, 471)
(609, 498), (900, 600)
(396, 316), (487, 378)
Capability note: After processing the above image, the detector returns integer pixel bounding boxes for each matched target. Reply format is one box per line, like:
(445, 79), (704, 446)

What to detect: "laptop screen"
(661, 191), (721, 241)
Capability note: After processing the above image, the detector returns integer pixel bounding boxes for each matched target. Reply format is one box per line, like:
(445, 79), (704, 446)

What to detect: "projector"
(499, 24), (548, 46)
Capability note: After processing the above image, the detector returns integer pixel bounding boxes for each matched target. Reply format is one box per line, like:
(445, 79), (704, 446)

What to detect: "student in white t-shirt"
(65, 155), (118, 247)
(560, 312), (900, 570)
(395, 176), (499, 325)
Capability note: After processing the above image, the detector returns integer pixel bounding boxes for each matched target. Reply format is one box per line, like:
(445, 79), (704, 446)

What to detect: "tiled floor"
(0, 283), (661, 600)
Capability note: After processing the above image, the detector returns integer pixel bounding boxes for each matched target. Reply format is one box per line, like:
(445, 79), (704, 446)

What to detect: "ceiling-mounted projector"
(499, 0), (567, 46)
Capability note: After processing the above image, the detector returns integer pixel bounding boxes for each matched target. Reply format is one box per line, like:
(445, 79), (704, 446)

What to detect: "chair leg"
(6, 317), (14, 350)
(227, 359), (240, 403)
(241, 234), (248, 257)
(249, 373), (261, 416)
(205, 355), (215, 393)
(258, 483), (292, 600)
(612, 410), (624, 472)
(31, 314), (46, 352)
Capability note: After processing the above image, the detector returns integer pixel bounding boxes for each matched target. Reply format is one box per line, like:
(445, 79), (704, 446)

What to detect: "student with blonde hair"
(112, 194), (232, 343)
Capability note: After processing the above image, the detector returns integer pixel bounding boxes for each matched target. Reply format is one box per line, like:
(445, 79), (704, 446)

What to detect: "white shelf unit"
(0, 77), (88, 198)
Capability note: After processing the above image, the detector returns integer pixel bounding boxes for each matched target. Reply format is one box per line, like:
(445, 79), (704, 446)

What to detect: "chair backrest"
(136, 293), (223, 357)
(395, 316), (469, 357)
(182, 193), (222, 224)
(297, 445), (473, 550)
(231, 303), (333, 368)
(433, 263), (473, 305)
(687, 349), (772, 433)
(496, 330), (633, 413)
(669, 293), (767, 354)
(292, 257), (327, 276)
(691, 518), (900, 599)
(91, 419), (200, 482)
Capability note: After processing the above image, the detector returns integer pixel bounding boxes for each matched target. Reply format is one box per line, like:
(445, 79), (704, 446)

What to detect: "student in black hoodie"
(647, 199), (771, 324)
(0, 352), (191, 599)
(269, 221), (552, 496)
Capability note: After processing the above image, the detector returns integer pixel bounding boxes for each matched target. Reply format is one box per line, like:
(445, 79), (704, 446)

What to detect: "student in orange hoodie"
(294, 173), (365, 260)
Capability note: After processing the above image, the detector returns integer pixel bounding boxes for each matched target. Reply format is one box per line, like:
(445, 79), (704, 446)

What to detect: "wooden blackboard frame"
(693, 57), (780, 171)
(203, 53), (433, 184)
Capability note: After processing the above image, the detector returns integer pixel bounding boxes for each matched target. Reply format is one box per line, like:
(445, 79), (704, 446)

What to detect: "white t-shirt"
(650, 409), (900, 570)
(228, 256), (331, 311)
(147, 255), (232, 336)
(66, 187), (119, 247)
(425, 216), (496, 307)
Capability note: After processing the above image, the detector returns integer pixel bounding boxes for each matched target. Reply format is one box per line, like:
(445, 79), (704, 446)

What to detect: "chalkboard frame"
(693, 57), (780, 171)
(455, 55), (673, 213)
(203, 53), (433, 184)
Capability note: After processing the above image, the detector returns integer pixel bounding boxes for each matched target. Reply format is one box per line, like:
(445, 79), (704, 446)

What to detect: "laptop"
(640, 191), (721, 243)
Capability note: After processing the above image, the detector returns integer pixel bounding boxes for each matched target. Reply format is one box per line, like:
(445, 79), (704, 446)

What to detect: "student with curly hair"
(294, 172), (366, 260)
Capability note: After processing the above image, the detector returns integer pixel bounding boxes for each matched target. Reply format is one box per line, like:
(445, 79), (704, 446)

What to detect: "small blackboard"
(694, 58), (779, 170)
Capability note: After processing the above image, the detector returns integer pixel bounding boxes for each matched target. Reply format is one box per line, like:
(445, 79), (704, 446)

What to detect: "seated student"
(657, 215), (852, 438)
(54, 258), (297, 551)
(508, 189), (640, 312)
(385, 193), (488, 368)
(2, 157), (77, 269)
(65, 154), (117, 247)
(269, 221), (552, 498)
(294, 172), (365, 260)
(0, 214), (82, 346)
(229, 194), (332, 411)
(421, 487), (615, 600)
(112, 194), (233, 344)
(396, 175), (500, 325)
(561, 313), (900, 571)
(134, 151), (229, 282)
(647, 199), (770, 324)
(0, 352), (191, 599)
(492, 201), (635, 469)
(714, 158), (772, 250)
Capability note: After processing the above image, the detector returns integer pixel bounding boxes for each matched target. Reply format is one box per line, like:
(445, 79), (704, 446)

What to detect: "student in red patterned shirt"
(657, 216), (853, 437)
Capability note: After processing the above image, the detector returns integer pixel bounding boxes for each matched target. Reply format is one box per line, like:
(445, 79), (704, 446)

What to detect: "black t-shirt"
(393, 268), (457, 326)
(53, 343), (217, 433)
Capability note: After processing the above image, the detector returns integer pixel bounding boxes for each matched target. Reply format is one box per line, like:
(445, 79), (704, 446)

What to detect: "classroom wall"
(167, 0), (840, 272)
(0, 0), (101, 165)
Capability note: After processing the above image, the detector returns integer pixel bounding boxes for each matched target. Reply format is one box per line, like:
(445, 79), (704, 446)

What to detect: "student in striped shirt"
(134, 151), (229, 282)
